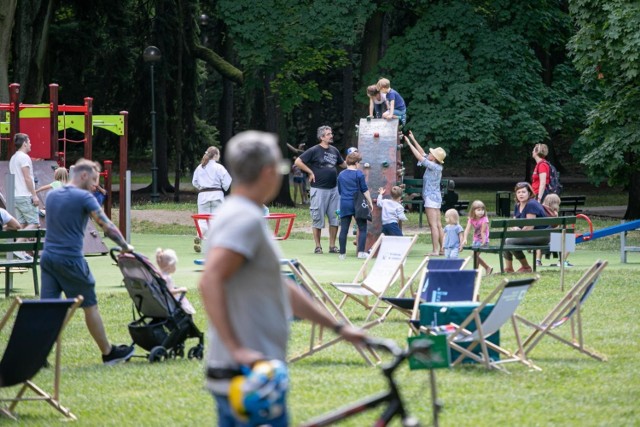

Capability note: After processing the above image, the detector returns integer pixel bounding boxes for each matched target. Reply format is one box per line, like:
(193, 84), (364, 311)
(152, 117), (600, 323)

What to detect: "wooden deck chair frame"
(282, 259), (380, 366)
(421, 277), (540, 373)
(0, 296), (83, 420)
(329, 235), (418, 326)
(407, 267), (481, 336)
(515, 260), (608, 361)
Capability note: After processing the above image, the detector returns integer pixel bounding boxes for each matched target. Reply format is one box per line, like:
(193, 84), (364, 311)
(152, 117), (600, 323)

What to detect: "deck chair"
(0, 297), (82, 420)
(515, 260), (608, 361)
(382, 257), (472, 313)
(405, 269), (481, 336)
(421, 276), (539, 372)
(281, 259), (380, 366)
(329, 235), (417, 326)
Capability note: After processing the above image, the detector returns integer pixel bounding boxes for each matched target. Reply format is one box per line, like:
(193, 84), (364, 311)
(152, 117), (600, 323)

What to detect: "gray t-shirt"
(203, 195), (290, 394)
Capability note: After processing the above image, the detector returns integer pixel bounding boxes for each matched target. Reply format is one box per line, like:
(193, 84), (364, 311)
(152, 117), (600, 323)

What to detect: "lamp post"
(143, 45), (162, 203)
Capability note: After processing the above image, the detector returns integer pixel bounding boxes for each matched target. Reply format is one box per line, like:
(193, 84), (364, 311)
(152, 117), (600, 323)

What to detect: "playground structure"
(0, 83), (129, 239)
(356, 118), (404, 249)
(574, 216), (640, 263)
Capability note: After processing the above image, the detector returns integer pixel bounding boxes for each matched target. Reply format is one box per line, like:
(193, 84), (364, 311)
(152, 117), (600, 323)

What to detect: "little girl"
(155, 248), (196, 314)
(463, 200), (493, 275)
(442, 209), (464, 259)
(36, 167), (69, 194)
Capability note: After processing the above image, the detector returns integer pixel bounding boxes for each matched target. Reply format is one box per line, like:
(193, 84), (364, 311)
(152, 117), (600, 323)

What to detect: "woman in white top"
(192, 147), (232, 240)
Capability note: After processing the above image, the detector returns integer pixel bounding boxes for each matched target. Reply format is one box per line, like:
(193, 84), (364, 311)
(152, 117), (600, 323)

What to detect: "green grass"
(1, 232), (639, 425)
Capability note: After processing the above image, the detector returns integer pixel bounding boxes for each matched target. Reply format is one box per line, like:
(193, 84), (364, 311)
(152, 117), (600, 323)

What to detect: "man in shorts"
(40, 159), (135, 365)
(294, 126), (346, 254)
(8, 133), (40, 229)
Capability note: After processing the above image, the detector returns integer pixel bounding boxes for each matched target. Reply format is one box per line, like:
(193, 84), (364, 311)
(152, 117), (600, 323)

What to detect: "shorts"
(424, 197), (441, 209)
(293, 177), (304, 184)
(382, 222), (403, 236)
(309, 187), (339, 229)
(445, 247), (460, 259)
(40, 252), (97, 307)
(14, 196), (39, 225)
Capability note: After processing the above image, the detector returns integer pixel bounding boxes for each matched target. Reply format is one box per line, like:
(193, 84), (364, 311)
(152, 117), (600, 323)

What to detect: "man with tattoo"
(40, 159), (135, 365)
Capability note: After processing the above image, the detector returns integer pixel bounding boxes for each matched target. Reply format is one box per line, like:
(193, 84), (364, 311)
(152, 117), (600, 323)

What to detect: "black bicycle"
(299, 337), (443, 427)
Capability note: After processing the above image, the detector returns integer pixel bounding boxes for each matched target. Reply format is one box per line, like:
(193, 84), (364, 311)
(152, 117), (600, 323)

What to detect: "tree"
(568, 0), (640, 219)
(0, 0), (17, 103)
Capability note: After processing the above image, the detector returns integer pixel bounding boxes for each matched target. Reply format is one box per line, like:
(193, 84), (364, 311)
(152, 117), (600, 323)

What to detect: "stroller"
(111, 248), (204, 363)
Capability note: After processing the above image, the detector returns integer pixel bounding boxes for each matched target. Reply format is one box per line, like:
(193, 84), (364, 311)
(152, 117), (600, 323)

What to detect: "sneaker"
(338, 254), (346, 260)
(563, 261), (574, 268)
(194, 244), (201, 253)
(13, 251), (32, 261)
(535, 259), (543, 267)
(357, 252), (368, 259)
(102, 344), (135, 365)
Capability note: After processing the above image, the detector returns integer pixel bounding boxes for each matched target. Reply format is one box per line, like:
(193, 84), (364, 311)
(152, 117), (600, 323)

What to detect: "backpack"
(544, 160), (563, 195)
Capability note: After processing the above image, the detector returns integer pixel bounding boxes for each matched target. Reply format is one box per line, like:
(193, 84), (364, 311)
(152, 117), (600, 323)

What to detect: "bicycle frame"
(299, 338), (428, 427)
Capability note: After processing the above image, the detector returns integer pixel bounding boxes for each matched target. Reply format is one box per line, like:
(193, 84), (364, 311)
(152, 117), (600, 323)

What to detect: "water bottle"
(352, 223), (357, 235)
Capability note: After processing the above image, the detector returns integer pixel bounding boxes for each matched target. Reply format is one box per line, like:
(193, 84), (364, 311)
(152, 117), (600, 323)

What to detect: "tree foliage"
(568, 0), (640, 218)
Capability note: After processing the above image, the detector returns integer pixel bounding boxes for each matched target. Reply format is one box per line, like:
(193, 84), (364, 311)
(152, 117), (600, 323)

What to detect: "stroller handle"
(110, 246), (137, 263)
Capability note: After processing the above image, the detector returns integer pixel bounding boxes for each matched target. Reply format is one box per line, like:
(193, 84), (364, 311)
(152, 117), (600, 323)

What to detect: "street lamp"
(143, 45), (161, 203)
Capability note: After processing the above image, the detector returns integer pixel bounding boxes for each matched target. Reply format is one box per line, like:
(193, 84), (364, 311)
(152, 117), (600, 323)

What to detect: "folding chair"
(516, 260), (608, 361)
(0, 297), (83, 420)
(281, 259), (380, 366)
(329, 235), (418, 325)
(382, 257), (472, 313)
(421, 276), (540, 372)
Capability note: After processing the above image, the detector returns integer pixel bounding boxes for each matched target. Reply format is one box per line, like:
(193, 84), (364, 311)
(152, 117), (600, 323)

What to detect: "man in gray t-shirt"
(199, 131), (366, 426)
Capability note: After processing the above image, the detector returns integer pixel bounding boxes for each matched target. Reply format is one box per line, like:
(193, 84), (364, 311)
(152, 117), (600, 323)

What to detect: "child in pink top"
(463, 200), (492, 276)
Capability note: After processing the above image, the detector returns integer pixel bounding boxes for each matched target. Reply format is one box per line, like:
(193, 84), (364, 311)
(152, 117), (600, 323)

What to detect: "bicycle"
(299, 337), (443, 427)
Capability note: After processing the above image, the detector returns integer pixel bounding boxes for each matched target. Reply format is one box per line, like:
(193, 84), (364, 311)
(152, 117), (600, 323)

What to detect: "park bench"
(467, 216), (576, 274)
(402, 178), (451, 228)
(453, 200), (470, 215)
(559, 195), (586, 216)
(0, 229), (45, 297)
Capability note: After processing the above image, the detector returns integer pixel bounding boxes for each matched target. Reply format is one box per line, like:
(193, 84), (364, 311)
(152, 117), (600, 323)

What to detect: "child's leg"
(477, 255), (493, 275)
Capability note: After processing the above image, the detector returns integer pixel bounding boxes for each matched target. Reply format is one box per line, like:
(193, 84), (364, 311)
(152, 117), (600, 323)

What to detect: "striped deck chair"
(516, 260), (608, 361)
(329, 235), (418, 326)
(422, 277), (540, 372)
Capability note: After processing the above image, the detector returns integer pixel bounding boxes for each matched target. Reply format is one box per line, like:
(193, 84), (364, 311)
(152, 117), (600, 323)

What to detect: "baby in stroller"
(155, 248), (196, 315)
(113, 247), (204, 362)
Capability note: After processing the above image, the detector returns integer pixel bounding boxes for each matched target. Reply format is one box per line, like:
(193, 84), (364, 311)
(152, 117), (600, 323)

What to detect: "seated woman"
(503, 182), (548, 273)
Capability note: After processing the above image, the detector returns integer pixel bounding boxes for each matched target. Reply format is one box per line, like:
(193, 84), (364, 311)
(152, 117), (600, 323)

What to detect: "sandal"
(485, 267), (493, 276)
(426, 252), (440, 257)
(329, 247), (340, 254)
(314, 247), (323, 254)
(517, 266), (533, 273)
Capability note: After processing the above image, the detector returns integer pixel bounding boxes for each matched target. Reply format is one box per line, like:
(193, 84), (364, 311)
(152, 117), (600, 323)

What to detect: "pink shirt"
(469, 216), (489, 244)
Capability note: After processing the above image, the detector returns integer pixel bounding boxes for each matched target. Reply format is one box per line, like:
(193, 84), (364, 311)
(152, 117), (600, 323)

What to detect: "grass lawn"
(1, 224), (640, 425)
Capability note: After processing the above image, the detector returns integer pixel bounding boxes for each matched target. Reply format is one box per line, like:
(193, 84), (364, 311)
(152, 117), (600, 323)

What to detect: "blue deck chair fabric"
(382, 257), (471, 311)
(424, 277), (540, 372)
(0, 297), (81, 420)
(516, 260), (608, 361)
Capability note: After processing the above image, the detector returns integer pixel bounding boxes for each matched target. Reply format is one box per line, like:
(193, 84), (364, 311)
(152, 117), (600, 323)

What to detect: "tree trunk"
(218, 22), (235, 147)
(360, 11), (384, 78)
(0, 0), (17, 103)
(625, 166), (640, 220)
(342, 47), (356, 147)
(12, 0), (53, 102)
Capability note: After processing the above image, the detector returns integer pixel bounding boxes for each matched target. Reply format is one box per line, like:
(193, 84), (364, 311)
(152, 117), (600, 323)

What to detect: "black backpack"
(544, 160), (563, 195)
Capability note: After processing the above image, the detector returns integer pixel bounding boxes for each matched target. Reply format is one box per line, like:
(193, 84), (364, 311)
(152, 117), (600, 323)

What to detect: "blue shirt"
(443, 224), (464, 249)
(514, 199), (548, 228)
(44, 186), (101, 257)
(386, 89), (406, 110)
(417, 156), (443, 204)
(337, 169), (368, 217)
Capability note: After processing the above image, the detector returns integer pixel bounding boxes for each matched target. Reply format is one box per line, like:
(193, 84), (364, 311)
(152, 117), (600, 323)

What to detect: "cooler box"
(420, 302), (500, 363)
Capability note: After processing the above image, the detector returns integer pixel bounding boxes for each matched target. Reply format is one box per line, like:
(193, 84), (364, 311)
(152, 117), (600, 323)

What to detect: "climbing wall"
(356, 118), (403, 249)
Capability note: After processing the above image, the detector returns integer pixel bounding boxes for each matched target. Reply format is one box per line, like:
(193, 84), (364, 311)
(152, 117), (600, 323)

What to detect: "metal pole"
(126, 170), (132, 243)
(150, 64), (159, 203)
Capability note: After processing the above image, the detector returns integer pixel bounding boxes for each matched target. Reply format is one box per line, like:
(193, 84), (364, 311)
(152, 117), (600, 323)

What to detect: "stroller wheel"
(188, 345), (204, 360)
(149, 346), (167, 363)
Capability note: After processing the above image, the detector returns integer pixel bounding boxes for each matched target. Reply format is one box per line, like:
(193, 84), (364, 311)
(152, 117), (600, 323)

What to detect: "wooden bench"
(453, 200), (470, 215)
(0, 229), (46, 297)
(468, 216), (576, 274)
(559, 195), (586, 216)
(402, 178), (449, 228)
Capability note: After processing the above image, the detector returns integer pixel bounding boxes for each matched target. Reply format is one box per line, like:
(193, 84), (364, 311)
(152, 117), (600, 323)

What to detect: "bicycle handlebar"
(364, 337), (433, 370)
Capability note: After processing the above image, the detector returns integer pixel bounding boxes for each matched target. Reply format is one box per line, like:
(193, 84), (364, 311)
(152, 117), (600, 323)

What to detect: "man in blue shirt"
(41, 159), (135, 365)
